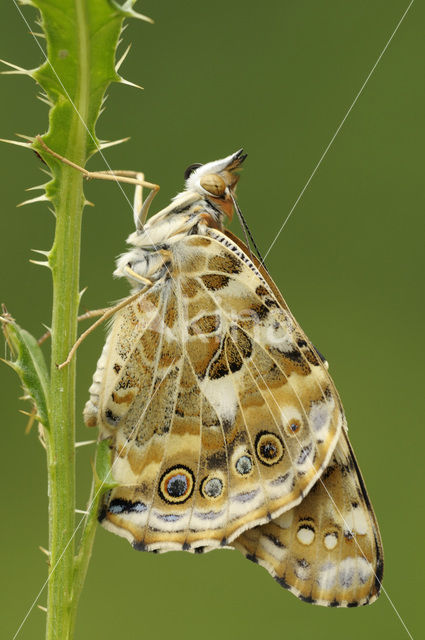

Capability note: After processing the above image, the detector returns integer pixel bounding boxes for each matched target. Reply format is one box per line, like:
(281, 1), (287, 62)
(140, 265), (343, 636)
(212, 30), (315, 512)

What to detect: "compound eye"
(184, 163), (202, 180)
(200, 173), (226, 197)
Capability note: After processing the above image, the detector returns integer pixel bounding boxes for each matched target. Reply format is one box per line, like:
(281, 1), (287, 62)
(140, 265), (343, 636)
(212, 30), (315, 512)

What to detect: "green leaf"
(29, 0), (152, 203)
(1, 312), (50, 427)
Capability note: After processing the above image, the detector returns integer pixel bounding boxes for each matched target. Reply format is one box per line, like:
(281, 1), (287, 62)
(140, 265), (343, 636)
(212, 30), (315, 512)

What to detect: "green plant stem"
(43, 0), (92, 633)
(23, 0), (147, 634)
(46, 153), (84, 639)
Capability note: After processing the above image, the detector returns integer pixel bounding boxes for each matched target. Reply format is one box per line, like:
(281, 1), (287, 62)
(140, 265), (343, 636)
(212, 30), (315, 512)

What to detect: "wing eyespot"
(200, 475), (224, 499)
(235, 454), (253, 476)
(286, 419), (302, 437)
(255, 431), (284, 466)
(159, 465), (194, 504)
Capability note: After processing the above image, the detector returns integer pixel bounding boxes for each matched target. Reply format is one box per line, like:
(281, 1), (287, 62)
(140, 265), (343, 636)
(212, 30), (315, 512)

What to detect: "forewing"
(87, 231), (344, 551)
(233, 431), (384, 607)
(172, 233), (344, 541)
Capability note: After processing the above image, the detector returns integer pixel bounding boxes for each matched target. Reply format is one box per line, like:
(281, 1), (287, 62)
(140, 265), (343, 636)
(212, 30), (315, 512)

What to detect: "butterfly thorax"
(115, 195), (230, 287)
(115, 149), (247, 288)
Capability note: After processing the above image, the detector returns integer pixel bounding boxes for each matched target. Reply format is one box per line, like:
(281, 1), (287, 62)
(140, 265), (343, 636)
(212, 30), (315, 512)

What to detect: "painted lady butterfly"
(82, 149), (383, 607)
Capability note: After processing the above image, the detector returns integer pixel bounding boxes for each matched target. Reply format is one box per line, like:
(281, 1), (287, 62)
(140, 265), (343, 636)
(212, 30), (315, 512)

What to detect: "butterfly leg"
(132, 171), (145, 226)
(37, 307), (111, 346)
(35, 136), (160, 226)
(119, 170), (157, 229)
(57, 287), (152, 369)
(123, 265), (155, 286)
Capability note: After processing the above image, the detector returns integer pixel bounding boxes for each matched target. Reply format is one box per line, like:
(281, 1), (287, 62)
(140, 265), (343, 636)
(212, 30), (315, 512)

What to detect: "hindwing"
(233, 431), (384, 607)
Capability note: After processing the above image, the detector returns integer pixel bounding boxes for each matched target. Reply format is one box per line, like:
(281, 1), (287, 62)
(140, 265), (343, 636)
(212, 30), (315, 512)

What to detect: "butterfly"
(84, 149), (383, 607)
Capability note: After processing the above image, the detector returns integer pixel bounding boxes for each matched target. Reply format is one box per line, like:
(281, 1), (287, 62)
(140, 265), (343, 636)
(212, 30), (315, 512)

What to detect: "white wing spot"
(317, 562), (337, 589)
(343, 506), (369, 536)
(297, 526), (315, 545)
(338, 557), (356, 588)
(351, 506), (369, 536)
(358, 557), (373, 584)
(294, 559), (310, 581)
(309, 399), (333, 434)
(200, 377), (238, 424)
(324, 532), (338, 550)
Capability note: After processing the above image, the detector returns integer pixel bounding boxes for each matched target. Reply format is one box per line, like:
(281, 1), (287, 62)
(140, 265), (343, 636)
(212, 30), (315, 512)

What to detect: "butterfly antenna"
(229, 192), (268, 271)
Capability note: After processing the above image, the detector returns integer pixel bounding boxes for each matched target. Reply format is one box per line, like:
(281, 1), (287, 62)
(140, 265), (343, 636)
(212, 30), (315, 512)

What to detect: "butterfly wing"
(232, 430), (384, 607)
(86, 231), (344, 551)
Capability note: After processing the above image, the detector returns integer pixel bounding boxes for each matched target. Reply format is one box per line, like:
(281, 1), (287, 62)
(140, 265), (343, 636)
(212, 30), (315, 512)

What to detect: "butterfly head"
(183, 148), (247, 220)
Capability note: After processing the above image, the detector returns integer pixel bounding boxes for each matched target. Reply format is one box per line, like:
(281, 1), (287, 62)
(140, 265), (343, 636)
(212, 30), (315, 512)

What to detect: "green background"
(0, 1), (423, 638)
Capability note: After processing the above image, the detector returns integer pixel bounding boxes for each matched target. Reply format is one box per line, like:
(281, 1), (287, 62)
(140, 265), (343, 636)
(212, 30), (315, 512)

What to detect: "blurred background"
(0, 1), (423, 638)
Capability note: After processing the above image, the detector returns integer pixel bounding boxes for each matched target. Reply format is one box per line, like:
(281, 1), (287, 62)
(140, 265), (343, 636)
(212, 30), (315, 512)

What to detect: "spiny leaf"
(113, 1), (154, 24)
(118, 75), (144, 90)
(1, 310), (50, 427)
(0, 138), (32, 149)
(4, 2), (153, 211)
(0, 58), (35, 76)
(30, 0), (151, 172)
(17, 194), (49, 207)
(115, 43), (132, 71)
(98, 137), (130, 150)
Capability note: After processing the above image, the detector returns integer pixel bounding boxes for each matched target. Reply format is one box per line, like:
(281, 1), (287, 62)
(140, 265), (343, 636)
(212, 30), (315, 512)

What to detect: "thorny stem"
(46, 155), (84, 638)
(45, 0), (90, 635)
(4, 0), (151, 635)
